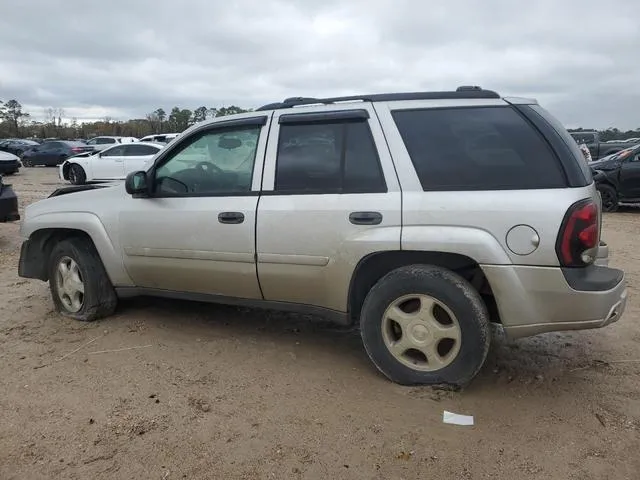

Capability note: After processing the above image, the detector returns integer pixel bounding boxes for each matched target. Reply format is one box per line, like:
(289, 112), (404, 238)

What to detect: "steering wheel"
(196, 161), (223, 175)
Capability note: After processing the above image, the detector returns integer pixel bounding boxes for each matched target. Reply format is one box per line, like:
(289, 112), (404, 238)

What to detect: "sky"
(0, 0), (639, 129)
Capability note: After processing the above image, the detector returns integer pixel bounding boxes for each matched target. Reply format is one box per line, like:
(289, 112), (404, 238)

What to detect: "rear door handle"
(218, 212), (245, 224)
(349, 211), (383, 225)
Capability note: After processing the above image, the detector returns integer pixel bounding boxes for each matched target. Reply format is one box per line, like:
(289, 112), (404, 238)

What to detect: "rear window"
(392, 106), (567, 191)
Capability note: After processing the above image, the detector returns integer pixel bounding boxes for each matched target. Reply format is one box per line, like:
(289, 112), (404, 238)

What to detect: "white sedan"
(59, 142), (164, 185)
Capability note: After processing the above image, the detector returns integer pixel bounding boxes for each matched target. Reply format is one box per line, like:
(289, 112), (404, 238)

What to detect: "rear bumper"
(0, 183), (20, 222)
(482, 263), (627, 339)
(0, 160), (20, 173)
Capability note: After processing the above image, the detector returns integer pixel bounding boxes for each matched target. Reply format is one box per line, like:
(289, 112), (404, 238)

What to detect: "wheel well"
(62, 162), (72, 180)
(347, 251), (500, 325)
(23, 228), (94, 281)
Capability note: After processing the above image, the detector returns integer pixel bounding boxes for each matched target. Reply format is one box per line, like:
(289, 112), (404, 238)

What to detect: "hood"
(0, 150), (20, 162)
(24, 181), (126, 219)
(589, 158), (619, 170)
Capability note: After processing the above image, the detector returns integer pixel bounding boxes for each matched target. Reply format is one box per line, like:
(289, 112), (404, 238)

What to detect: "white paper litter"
(443, 410), (474, 426)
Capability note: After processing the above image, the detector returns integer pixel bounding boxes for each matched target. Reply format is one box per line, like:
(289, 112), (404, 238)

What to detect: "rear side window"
(275, 120), (386, 193)
(96, 137), (116, 145)
(392, 106), (567, 191)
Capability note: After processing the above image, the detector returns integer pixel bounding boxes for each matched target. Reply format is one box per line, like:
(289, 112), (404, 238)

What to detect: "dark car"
(21, 141), (94, 167)
(591, 143), (640, 211)
(0, 139), (40, 157)
(0, 175), (19, 222)
(0, 151), (21, 175)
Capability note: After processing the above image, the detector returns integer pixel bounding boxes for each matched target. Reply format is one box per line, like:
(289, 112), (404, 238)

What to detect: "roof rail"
(255, 86), (500, 111)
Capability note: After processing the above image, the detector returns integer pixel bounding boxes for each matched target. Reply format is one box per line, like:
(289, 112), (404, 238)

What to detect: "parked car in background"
(18, 87), (626, 387)
(591, 143), (640, 211)
(0, 151), (21, 175)
(139, 133), (179, 144)
(0, 175), (19, 222)
(60, 142), (164, 184)
(85, 136), (139, 152)
(570, 131), (631, 160)
(0, 139), (40, 156)
(623, 137), (640, 143)
(21, 141), (94, 167)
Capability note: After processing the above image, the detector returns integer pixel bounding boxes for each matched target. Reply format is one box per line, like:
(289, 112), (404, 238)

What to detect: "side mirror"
(125, 171), (149, 197)
(218, 137), (242, 150)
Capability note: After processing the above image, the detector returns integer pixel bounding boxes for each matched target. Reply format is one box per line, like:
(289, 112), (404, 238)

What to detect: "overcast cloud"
(1, 0), (639, 129)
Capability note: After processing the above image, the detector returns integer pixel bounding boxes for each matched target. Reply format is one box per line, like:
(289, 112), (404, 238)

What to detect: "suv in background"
(139, 133), (180, 144)
(17, 87), (627, 386)
(85, 136), (138, 152)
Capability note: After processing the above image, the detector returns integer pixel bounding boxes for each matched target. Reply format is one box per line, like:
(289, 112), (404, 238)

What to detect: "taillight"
(556, 199), (600, 267)
(71, 147), (83, 153)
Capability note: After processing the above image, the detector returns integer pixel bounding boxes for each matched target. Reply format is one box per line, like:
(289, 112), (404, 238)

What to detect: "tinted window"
(101, 145), (126, 156)
(154, 125), (260, 195)
(571, 132), (596, 144)
(275, 120), (386, 193)
(126, 144), (160, 156)
(392, 107), (566, 191)
(96, 137), (116, 145)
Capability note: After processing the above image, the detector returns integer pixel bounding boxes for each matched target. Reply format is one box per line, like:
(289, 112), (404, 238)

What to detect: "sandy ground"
(1, 167), (639, 480)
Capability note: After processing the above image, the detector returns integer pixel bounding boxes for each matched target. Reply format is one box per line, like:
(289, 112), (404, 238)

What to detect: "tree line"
(0, 99), (250, 139)
(1, 98), (638, 141)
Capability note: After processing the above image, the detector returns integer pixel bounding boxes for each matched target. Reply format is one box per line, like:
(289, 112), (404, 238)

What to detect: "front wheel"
(69, 164), (86, 185)
(360, 265), (490, 387)
(48, 237), (117, 321)
(597, 184), (618, 212)
(22, 158), (33, 167)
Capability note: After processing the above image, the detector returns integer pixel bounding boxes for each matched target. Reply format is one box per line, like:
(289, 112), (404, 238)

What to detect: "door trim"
(123, 247), (254, 263)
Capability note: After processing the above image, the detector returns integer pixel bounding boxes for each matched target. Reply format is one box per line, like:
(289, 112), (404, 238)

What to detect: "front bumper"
(482, 263), (627, 339)
(0, 182), (20, 222)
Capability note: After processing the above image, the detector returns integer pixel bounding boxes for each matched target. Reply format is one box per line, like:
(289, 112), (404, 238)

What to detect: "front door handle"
(218, 212), (245, 224)
(349, 211), (383, 225)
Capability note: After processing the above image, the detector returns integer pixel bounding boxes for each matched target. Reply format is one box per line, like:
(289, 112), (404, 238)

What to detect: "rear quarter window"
(392, 106), (568, 191)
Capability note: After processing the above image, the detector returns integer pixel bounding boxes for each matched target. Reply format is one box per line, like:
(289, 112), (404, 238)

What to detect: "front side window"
(96, 137), (116, 145)
(154, 125), (260, 195)
(101, 145), (126, 157)
(274, 120), (386, 193)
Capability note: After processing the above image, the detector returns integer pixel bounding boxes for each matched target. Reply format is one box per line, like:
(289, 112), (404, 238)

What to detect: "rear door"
(256, 105), (402, 312)
(123, 144), (161, 175)
(92, 145), (126, 179)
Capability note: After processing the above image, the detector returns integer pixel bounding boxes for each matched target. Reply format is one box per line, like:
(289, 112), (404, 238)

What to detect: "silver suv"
(18, 87), (628, 386)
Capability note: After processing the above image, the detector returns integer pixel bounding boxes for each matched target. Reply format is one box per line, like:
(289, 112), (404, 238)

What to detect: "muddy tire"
(69, 164), (86, 185)
(47, 237), (117, 321)
(360, 265), (490, 387)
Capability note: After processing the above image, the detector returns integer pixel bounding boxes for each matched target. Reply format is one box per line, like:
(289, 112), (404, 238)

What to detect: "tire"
(360, 265), (490, 387)
(597, 184), (618, 212)
(47, 237), (117, 321)
(69, 164), (86, 185)
(22, 158), (33, 167)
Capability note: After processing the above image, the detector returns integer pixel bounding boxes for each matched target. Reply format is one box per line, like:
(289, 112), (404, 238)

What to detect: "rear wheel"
(48, 237), (117, 321)
(598, 184), (618, 212)
(69, 164), (86, 185)
(22, 158), (33, 167)
(360, 265), (490, 386)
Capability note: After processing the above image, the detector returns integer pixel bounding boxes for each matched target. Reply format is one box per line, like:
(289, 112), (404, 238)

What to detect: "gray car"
(17, 86), (628, 386)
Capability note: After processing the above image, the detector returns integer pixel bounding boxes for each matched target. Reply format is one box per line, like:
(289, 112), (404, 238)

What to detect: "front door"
(123, 144), (160, 176)
(619, 151), (640, 198)
(118, 116), (270, 298)
(256, 105), (402, 312)
(93, 145), (126, 179)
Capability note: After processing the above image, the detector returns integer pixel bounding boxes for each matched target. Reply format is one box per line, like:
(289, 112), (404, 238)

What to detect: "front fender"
(20, 212), (133, 286)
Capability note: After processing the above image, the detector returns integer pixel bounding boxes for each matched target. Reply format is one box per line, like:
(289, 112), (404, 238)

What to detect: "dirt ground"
(1, 167), (639, 480)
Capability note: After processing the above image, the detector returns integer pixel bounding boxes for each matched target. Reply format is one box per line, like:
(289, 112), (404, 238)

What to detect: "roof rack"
(255, 86), (500, 111)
